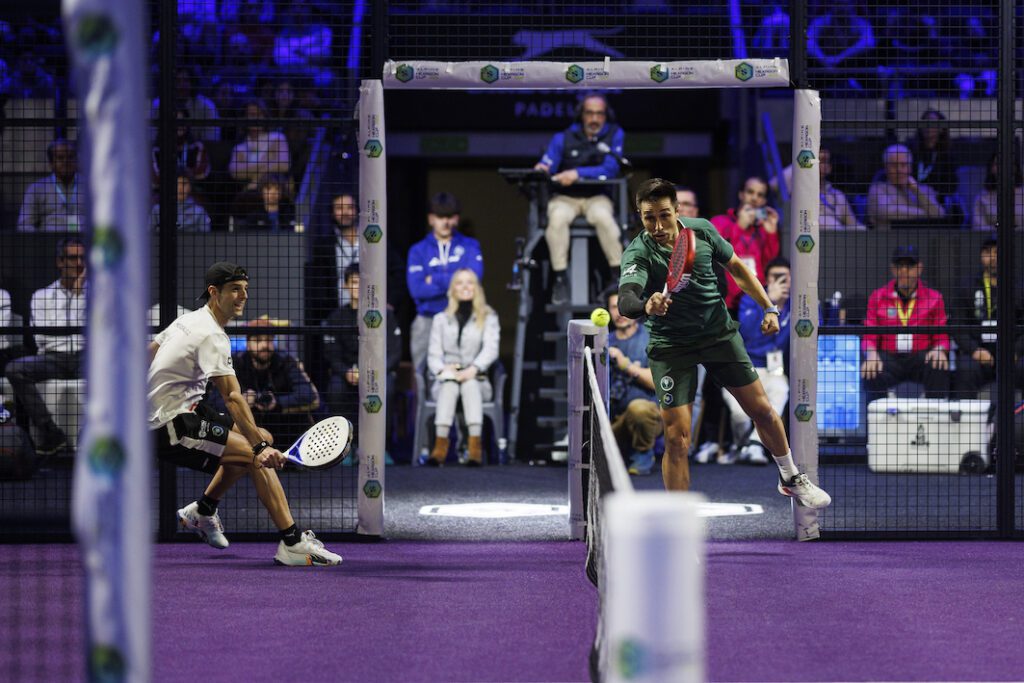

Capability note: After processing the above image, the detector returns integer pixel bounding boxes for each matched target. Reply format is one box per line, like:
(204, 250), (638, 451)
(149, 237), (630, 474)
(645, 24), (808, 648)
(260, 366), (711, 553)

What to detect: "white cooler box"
(867, 399), (991, 474)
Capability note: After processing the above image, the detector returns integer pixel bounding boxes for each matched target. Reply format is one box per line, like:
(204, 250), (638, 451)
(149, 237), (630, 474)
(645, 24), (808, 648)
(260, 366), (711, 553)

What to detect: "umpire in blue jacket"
(407, 192), (484, 371)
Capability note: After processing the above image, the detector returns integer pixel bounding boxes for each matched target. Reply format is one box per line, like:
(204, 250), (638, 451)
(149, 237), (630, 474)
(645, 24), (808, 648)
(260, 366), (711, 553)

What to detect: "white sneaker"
(716, 448), (738, 465)
(777, 473), (832, 509)
(177, 502), (229, 549)
(746, 443), (770, 466)
(274, 531), (343, 566)
(692, 441), (718, 464)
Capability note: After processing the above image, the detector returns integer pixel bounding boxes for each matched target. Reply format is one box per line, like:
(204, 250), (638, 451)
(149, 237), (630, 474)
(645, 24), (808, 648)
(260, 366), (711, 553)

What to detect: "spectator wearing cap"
(406, 192), (484, 372)
(950, 239), (1024, 396)
(867, 144), (946, 230)
(861, 245), (950, 401)
(207, 317), (320, 446)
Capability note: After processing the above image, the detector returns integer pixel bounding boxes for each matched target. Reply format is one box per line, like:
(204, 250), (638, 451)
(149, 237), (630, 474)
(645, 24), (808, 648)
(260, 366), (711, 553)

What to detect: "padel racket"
(662, 226), (697, 295)
(282, 416), (354, 470)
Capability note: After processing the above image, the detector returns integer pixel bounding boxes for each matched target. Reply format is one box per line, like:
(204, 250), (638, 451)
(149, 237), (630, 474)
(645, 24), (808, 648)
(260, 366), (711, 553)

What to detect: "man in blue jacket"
(407, 192), (484, 370)
(534, 94), (625, 304)
(721, 257), (792, 465)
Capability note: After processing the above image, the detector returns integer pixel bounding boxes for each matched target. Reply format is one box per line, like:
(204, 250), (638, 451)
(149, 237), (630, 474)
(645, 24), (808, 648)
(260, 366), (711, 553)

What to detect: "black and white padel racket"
(662, 226), (697, 295)
(282, 416), (354, 470)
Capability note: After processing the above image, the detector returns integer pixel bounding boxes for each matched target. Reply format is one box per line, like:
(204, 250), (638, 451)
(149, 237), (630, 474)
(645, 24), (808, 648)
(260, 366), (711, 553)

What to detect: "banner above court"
(383, 59), (790, 90)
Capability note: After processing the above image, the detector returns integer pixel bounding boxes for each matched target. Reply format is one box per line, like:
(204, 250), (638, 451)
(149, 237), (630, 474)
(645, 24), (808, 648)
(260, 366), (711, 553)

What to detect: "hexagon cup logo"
(91, 226), (124, 269)
(364, 139), (383, 158)
(795, 234), (816, 253)
(735, 62), (754, 81)
(363, 479), (383, 498)
(565, 64), (584, 84)
(649, 65), (669, 83)
(88, 436), (125, 476)
(795, 319), (815, 337)
(797, 149), (816, 169)
(794, 404), (814, 422)
(363, 395), (382, 413)
(395, 64), (414, 82)
(75, 13), (119, 61)
(363, 310), (383, 328)
(480, 64), (499, 83)
(364, 224), (383, 243)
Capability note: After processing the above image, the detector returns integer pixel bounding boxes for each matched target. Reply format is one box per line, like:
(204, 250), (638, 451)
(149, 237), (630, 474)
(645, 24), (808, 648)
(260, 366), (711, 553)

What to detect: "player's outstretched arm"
(725, 254), (779, 334)
(211, 374), (286, 469)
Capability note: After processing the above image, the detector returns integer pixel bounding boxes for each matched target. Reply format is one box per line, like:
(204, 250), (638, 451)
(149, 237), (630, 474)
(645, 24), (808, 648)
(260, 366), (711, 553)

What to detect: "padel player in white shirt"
(148, 261), (341, 566)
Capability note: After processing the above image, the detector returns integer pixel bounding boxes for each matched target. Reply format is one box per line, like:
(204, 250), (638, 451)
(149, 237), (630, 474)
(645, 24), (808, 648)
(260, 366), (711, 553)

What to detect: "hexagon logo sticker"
(735, 62), (754, 82)
(364, 139), (383, 158)
(74, 13), (120, 62)
(794, 404), (814, 422)
(797, 149), (815, 169)
(649, 65), (669, 83)
(363, 309), (383, 328)
(364, 224), (383, 243)
(795, 234), (815, 253)
(91, 226), (124, 269)
(795, 319), (815, 337)
(480, 64), (499, 84)
(395, 63), (414, 82)
(565, 64), (584, 84)
(363, 479), (383, 498)
(88, 436), (125, 476)
(363, 395), (382, 414)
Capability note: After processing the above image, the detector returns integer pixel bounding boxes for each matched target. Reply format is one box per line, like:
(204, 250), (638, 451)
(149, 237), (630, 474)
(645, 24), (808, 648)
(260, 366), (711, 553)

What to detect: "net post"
(568, 319), (607, 540)
(356, 79), (386, 536)
(789, 88), (822, 540)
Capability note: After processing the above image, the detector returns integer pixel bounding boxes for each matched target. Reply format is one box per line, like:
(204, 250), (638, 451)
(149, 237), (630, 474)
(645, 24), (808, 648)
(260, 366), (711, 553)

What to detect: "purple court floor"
(2, 540), (1023, 681)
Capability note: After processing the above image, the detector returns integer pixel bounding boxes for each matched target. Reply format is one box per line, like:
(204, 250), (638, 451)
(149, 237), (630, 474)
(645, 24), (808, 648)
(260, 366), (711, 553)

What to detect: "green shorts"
(647, 331), (758, 408)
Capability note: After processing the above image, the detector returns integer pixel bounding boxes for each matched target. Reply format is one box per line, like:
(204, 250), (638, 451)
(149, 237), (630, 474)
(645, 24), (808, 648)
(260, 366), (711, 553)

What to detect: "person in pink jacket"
(861, 244), (951, 400)
(710, 176), (780, 314)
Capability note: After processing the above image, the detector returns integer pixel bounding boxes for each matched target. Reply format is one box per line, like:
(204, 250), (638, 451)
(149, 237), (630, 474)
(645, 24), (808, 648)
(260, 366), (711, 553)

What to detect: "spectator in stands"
(533, 93), (625, 305)
(229, 99), (290, 192)
(330, 192), (359, 306)
(240, 175), (295, 231)
(323, 265), (361, 417)
(406, 192), (483, 372)
(7, 51), (55, 99)
(151, 108), (210, 185)
(675, 186), (700, 218)
(771, 147), (866, 230)
(149, 173), (211, 232)
(722, 257), (792, 466)
(17, 139), (84, 232)
(867, 144), (946, 230)
(710, 176), (780, 314)
(151, 66), (220, 142)
(861, 245), (950, 401)
(267, 78), (314, 182)
(212, 80), (244, 142)
(424, 268), (500, 467)
(972, 151), (1024, 232)
(951, 239), (1024, 396)
(910, 110), (958, 216)
(0, 287), (26, 397)
(606, 290), (661, 476)
(4, 238), (87, 456)
(227, 318), (320, 446)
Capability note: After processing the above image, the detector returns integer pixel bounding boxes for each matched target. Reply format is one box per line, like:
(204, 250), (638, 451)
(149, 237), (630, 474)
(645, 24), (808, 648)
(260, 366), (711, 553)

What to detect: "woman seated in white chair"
(425, 268), (500, 466)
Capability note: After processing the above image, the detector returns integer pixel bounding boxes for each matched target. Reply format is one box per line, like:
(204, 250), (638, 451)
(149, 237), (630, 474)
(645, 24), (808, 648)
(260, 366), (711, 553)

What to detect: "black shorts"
(153, 402), (234, 474)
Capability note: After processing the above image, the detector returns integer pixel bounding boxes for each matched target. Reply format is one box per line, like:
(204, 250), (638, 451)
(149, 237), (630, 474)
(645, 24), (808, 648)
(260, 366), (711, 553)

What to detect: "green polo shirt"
(618, 217), (738, 354)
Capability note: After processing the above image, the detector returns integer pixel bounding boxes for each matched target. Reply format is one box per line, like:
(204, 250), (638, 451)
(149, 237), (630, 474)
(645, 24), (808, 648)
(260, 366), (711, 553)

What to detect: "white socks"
(773, 451), (800, 480)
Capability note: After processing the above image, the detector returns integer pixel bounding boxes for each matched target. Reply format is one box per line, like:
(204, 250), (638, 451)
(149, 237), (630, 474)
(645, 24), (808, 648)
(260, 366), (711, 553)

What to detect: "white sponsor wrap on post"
(605, 492), (705, 683)
(789, 89), (822, 541)
(384, 59), (790, 89)
(64, 0), (151, 679)
(357, 79), (386, 536)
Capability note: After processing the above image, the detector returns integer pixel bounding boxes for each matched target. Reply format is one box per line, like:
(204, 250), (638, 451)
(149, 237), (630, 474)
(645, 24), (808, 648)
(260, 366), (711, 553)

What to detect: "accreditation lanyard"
(895, 295), (916, 352)
(895, 297), (916, 326)
(982, 274), (994, 319)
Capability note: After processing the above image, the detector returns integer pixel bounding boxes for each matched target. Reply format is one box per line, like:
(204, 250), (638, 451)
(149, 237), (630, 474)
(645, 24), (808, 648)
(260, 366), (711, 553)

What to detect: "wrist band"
(765, 305), (780, 315)
(252, 440), (270, 457)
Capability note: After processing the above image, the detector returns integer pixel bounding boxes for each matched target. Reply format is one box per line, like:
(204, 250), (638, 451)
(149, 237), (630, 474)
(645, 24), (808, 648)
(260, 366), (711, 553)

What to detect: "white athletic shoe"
(745, 443), (770, 466)
(274, 531), (343, 566)
(177, 502), (229, 549)
(692, 441), (718, 464)
(777, 473), (832, 509)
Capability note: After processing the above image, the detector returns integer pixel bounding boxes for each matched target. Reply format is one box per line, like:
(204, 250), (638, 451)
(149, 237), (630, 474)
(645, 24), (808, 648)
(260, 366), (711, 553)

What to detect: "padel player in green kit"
(617, 178), (831, 509)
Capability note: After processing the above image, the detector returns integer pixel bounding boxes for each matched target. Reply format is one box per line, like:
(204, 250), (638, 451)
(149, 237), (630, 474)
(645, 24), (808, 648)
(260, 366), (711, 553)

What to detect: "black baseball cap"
(891, 245), (920, 264)
(198, 261), (248, 301)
